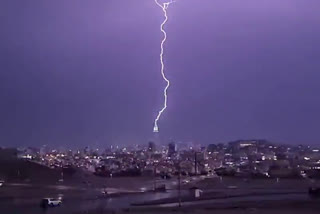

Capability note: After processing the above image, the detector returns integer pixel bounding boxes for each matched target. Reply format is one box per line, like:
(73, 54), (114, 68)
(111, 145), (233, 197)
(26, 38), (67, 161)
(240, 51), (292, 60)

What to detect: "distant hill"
(0, 148), (102, 186)
(0, 148), (60, 184)
(0, 148), (152, 189)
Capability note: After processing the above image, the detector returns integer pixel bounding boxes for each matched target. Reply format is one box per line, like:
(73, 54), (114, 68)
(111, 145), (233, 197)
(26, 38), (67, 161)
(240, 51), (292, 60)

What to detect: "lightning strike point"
(153, 125), (159, 133)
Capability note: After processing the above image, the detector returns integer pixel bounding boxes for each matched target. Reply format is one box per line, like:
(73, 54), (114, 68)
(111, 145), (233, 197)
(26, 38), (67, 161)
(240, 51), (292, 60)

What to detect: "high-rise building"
(168, 142), (177, 157)
(148, 141), (156, 153)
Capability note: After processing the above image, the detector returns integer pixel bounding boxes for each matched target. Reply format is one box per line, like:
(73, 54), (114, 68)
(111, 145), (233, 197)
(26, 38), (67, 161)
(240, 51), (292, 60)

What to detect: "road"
(1, 176), (318, 213)
(0, 180), (182, 214)
(0, 189), (179, 214)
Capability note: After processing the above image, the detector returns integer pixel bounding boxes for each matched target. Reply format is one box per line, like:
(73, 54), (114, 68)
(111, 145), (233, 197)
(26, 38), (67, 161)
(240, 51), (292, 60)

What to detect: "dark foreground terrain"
(1, 149), (319, 214)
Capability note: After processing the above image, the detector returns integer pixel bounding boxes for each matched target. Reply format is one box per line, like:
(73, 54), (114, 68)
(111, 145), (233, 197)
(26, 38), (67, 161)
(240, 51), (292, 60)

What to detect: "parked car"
(41, 198), (62, 207)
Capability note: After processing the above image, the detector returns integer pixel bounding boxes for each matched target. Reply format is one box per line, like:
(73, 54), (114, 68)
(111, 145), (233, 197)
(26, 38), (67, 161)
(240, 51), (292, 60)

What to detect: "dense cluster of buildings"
(17, 139), (320, 179)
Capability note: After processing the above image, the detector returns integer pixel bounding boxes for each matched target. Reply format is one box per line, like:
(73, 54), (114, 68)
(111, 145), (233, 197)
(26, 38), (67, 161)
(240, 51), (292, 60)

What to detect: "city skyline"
(1, 0), (320, 147)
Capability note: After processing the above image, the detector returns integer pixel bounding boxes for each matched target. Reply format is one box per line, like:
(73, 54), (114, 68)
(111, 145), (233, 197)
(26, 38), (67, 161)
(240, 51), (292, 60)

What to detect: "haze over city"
(1, 0), (320, 148)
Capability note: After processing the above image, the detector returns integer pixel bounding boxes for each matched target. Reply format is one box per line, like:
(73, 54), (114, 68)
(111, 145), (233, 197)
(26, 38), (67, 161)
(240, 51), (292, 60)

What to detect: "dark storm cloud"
(1, 0), (320, 147)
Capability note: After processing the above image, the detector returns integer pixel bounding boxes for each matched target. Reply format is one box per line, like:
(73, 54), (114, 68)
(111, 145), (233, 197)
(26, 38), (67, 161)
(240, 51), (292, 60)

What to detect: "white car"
(41, 198), (62, 207)
(182, 179), (190, 184)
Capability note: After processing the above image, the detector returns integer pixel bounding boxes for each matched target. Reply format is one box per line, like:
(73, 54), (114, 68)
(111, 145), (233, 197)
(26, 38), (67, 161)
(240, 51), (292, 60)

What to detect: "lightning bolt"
(153, 0), (174, 133)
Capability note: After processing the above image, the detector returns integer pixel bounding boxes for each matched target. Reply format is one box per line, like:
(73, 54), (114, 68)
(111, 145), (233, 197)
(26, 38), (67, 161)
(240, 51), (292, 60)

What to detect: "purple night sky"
(1, 0), (320, 147)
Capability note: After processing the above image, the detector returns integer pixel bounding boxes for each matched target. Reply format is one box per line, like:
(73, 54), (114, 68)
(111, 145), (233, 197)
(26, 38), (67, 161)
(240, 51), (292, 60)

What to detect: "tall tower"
(168, 142), (177, 157)
(153, 125), (159, 133)
(148, 141), (156, 153)
(153, 130), (161, 146)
